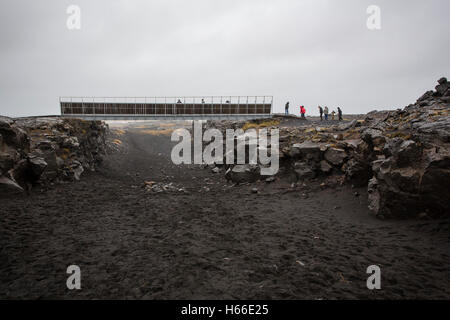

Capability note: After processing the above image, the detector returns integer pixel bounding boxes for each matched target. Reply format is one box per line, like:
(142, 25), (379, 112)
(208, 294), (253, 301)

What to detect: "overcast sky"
(0, 0), (449, 117)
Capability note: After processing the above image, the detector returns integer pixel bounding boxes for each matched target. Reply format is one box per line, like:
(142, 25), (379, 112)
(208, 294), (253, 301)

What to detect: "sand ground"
(1, 121), (449, 299)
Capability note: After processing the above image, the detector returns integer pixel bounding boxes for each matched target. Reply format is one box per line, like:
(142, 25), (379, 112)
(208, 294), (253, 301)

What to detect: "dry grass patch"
(113, 129), (126, 136)
(140, 129), (174, 136)
(112, 139), (122, 145)
(159, 123), (176, 128)
(242, 119), (280, 131)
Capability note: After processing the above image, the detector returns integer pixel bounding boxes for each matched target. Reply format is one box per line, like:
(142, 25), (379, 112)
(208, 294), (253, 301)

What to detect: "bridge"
(60, 96), (273, 120)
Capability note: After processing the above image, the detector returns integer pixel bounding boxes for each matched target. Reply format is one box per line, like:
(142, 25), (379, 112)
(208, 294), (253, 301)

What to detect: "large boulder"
(62, 136), (80, 149)
(369, 162), (422, 218)
(435, 77), (449, 96)
(382, 138), (403, 158)
(0, 176), (24, 195)
(345, 156), (371, 187)
(0, 116), (14, 127)
(337, 119), (357, 131)
(28, 156), (47, 180)
(369, 145), (450, 218)
(415, 119), (450, 143)
(383, 138), (423, 167)
(319, 160), (332, 174)
(417, 90), (434, 103)
(0, 117), (29, 152)
(367, 177), (380, 215)
(361, 128), (385, 147)
(418, 149), (450, 215)
(7, 159), (30, 191)
(71, 160), (84, 181)
(324, 147), (347, 166)
(36, 140), (55, 151)
(395, 140), (422, 167)
(290, 141), (321, 161)
(293, 161), (316, 180)
(0, 151), (16, 174)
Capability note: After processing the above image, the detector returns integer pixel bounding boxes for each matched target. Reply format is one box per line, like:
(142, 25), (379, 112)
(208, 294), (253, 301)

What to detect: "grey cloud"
(0, 0), (449, 117)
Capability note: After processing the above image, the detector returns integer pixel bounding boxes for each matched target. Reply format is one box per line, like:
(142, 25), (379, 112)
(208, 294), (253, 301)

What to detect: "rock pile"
(0, 116), (108, 194)
(206, 78), (450, 219)
(366, 77), (450, 218)
(144, 181), (186, 193)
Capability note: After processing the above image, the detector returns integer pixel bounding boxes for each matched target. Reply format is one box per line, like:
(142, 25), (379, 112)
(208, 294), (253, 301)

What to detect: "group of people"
(318, 105), (343, 121)
(284, 102), (343, 121)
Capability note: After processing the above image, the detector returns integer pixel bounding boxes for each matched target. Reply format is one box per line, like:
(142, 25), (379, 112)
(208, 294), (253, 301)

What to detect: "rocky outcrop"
(0, 116), (108, 195)
(205, 77), (450, 219)
(365, 78), (450, 218)
(286, 78), (449, 218)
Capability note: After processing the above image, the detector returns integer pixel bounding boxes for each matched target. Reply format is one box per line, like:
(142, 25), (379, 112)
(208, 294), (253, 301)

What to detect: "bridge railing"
(60, 96), (273, 116)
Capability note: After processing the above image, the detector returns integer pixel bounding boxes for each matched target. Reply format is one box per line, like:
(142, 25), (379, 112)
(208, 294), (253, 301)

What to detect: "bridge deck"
(60, 96), (273, 120)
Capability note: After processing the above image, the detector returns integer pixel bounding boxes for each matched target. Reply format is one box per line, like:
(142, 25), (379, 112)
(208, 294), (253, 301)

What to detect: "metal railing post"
(246, 96), (249, 114)
(262, 96), (265, 115)
(237, 96), (240, 115)
(271, 96), (273, 114)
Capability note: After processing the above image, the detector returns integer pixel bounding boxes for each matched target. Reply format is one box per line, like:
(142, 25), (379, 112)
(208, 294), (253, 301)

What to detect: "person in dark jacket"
(337, 107), (343, 121)
(285, 102), (290, 115)
(318, 106), (323, 121)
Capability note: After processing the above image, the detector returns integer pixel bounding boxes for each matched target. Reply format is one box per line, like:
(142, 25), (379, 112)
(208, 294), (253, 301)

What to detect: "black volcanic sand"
(1, 123), (449, 299)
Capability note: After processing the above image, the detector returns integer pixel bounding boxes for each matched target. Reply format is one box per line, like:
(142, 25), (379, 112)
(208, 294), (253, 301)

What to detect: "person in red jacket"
(300, 105), (306, 119)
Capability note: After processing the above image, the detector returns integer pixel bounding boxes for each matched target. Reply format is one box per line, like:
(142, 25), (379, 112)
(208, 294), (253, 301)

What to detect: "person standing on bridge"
(337, 107), (343, 121)
(318, 106), (323, 121)
(285, 102), (290, 115)
(324, 106), (329, 121)
(300, 105), (306, 119)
